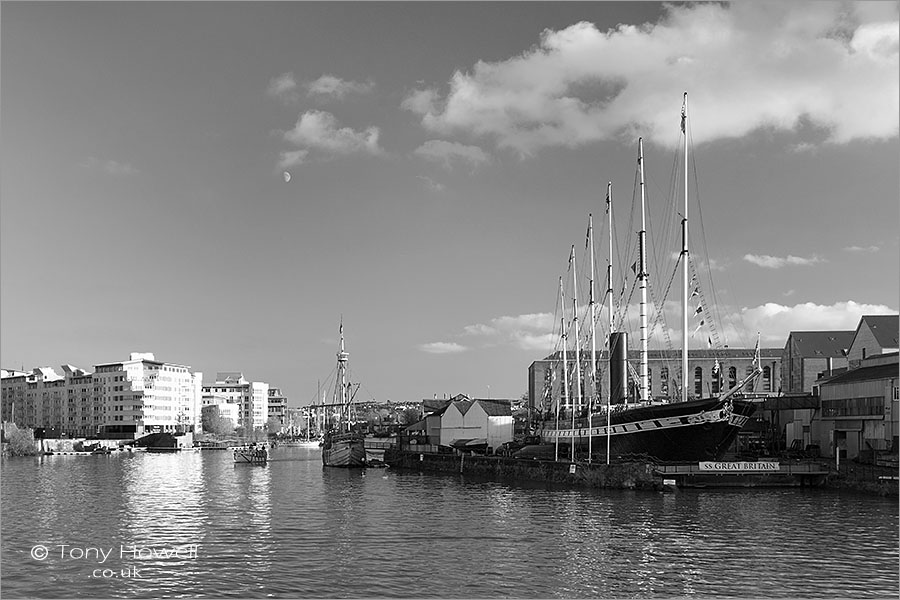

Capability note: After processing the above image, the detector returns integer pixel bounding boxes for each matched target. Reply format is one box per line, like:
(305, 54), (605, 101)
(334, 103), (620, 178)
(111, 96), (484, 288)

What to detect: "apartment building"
(0, 353), (202, 439)
(201, 372), (268, 431)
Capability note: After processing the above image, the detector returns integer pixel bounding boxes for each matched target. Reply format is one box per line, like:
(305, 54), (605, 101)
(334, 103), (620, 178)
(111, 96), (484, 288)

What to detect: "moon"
(283, 171), (291, 183)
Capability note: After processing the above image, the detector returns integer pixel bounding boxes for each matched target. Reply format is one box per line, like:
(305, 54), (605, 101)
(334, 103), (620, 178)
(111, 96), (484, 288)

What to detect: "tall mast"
(605, 182), (613, 465)
(337, 319), (350, 431)
(588, 215), (597, 463)
(556, 276), (566, 462)
(571, 244), (580, 462)
(681, 92), (689, 403)
(638, 138), (649, 403)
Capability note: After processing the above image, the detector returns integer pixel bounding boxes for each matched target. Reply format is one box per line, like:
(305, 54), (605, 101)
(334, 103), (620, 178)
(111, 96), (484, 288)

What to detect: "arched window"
(763, 366), (771, 392)
(660, 367), (669, 397)
(745, 366), (755, 392)
(647, 368), (652, 396)
(711, 365), (721, 394)
(728, 367), (737, 388)
(694, 366), (703, 396)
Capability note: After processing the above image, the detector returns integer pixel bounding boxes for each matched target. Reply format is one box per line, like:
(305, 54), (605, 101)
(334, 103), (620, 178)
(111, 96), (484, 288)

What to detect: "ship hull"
(541, 397), (758, 462)
(322, 433), (366, 467)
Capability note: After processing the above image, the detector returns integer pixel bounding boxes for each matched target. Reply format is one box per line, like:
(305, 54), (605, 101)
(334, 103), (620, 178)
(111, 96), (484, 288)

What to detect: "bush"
(5, 425), (39, 456)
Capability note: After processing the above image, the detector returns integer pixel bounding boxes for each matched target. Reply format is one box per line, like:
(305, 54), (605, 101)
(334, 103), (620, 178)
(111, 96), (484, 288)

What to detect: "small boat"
(234, 444), (268, 465)
(321, 321), (366, 468)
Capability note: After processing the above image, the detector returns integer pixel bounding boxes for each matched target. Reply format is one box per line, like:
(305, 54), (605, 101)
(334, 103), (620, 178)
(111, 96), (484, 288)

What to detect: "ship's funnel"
(609, 332), (628, 405)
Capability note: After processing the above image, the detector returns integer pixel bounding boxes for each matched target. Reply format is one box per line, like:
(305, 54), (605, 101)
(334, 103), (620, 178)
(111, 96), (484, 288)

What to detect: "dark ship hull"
(540, 396), (758, 462)
(322, 432), (366, 467)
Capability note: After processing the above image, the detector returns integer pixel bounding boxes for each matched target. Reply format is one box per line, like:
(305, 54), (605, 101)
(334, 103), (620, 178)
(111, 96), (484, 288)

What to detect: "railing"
(655, 462), (831, 475)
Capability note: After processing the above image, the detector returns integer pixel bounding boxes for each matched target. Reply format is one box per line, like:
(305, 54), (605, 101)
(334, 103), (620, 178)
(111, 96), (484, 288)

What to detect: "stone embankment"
(385, 449), (661, 490)
(384, 449), (899, 496)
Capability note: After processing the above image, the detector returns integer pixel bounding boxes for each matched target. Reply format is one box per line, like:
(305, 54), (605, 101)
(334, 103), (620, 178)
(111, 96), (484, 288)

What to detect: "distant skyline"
(2, 2), (897, 406)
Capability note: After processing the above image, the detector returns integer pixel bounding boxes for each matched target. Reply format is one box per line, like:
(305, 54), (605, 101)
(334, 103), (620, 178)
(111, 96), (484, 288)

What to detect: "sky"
(2, 1), (898, 407)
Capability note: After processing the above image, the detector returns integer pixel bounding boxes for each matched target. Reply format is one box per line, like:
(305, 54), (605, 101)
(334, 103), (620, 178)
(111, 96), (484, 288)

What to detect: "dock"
(654, 460), (830, 488)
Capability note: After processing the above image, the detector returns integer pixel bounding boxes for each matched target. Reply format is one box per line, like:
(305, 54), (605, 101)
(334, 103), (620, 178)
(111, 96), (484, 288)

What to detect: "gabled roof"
(857, 315), (899, 350)
(788, 331), (855, 358)
(451, 400), (474, 415)
(473, 398), (513, 417)
(422, 398), (452, 413)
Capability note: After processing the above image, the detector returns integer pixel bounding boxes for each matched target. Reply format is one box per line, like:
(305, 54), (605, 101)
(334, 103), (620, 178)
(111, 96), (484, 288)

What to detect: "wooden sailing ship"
(537, 93), (763, 463)
(321, 321), (367, 468)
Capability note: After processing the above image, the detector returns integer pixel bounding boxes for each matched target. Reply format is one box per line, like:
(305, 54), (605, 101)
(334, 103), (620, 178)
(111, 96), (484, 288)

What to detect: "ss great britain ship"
(321, 322), (367, 468)
(537, 93), (762, 463)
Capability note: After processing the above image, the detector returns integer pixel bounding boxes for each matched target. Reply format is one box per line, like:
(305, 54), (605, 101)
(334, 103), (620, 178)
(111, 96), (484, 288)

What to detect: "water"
(2, 448), (897, 598)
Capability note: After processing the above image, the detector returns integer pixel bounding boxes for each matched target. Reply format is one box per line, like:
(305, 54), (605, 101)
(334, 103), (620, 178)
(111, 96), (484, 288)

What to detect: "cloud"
(419, 342), (468, 354)
(462, 313), (557, 351)
(402, 2), (899, 154)
(743, 254), (825, 268)
(278, 150), (308, 170)
(844, 245), (879, 253)
(267, 72), (299, 104)
(283, 110), (383, 156)
(306, 75), (374, 100)
(731, 300), (897, 346)
(413, 140), (490, 170)
(80, 157), (139, 176)
(416, 175), (446, 193)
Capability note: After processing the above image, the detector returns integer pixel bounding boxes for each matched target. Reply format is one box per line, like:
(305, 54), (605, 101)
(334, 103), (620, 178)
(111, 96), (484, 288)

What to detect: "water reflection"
(3, 452), (898, 599)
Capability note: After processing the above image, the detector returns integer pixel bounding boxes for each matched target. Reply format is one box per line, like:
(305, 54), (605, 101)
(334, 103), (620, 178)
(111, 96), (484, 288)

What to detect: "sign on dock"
(699, 461), (780, 471)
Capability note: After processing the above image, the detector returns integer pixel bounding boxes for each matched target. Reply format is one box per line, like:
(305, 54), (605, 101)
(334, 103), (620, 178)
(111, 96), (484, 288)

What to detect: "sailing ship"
(536, 93), (762, 463)
(321, 321), (367, 467)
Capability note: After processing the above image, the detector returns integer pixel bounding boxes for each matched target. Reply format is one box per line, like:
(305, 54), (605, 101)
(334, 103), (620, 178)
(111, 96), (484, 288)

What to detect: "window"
(763, 366), (771, 392)
(728, 367), (737, 388)
(694, 367), (703, 396)
(745, 367), (755, 392)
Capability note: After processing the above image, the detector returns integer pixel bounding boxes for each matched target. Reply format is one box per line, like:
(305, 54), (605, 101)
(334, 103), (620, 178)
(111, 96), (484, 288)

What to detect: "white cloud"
(844, 245), (880, 253)
(278, 150), (308, 170)
(743, 254), (825, 268)
(416, 175), (446, 193)
(730, 301), (897, 346)
(267, 72), (299, 103)
(283, 110), (383, 156)
(413, 140), (490, 170)
(307, 75), (374, 100)
(462, 313), (557, 351)
(80, 157), (139, 176)
(419, 342), (467, 354)
(402, 2), (899, 155)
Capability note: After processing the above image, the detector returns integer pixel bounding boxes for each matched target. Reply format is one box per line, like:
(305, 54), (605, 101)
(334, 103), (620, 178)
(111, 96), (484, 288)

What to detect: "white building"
(1, 353), (202, 439)
(94, 352), (202, 438)
(201, 372), (269, 431)
(438, 397), (514, 453)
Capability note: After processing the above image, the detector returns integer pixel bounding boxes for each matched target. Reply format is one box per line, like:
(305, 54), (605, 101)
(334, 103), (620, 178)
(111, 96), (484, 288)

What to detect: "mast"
(556, 276), (566, 462)
(605, 182), (613, 465)
(588, 215), (597, 463)
(681, 92), (689, 403)
(337, 319), (350, 432)
(638, 138), (649, 403)
(571, 244), (580, 462)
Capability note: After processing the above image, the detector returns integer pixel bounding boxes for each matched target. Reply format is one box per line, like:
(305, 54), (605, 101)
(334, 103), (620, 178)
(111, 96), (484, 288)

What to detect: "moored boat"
(321, 321), (366, 468)
(536, 93), (762, 463)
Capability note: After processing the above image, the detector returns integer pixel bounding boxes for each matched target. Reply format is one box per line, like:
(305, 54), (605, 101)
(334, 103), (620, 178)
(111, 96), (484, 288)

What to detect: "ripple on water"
(2, 452), (898, 598)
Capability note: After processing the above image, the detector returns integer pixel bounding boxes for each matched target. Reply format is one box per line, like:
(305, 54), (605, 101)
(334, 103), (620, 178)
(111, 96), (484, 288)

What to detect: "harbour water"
(2, 447), (897, 598)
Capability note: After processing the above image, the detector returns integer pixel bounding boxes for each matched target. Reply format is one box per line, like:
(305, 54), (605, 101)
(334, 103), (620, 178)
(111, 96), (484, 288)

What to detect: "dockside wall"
(384, 449), (660, 490)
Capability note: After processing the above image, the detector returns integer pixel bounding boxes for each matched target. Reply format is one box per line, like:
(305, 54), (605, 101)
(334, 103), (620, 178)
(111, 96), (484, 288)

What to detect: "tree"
(5, 424), (39, 456)
(400, 407), (422, 426)
(266, 417), (282, 435)
(201, 407), (235, 437)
